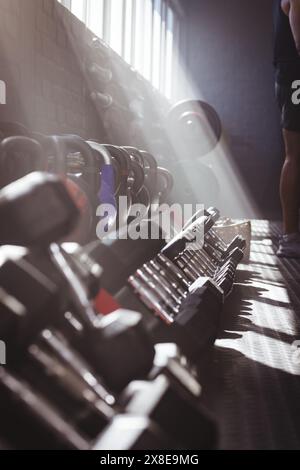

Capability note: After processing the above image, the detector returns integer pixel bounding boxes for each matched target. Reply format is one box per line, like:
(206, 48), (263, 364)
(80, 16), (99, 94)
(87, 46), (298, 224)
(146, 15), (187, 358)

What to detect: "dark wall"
(179, 0), (283, 218)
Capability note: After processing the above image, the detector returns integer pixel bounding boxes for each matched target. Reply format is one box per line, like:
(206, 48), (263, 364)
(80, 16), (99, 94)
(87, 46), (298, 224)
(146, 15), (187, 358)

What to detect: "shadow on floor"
(200, 245), (300, 449)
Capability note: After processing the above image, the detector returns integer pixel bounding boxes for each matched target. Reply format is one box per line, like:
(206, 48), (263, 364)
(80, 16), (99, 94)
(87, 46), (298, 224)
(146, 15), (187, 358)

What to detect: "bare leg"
(280, 129), (300, 234)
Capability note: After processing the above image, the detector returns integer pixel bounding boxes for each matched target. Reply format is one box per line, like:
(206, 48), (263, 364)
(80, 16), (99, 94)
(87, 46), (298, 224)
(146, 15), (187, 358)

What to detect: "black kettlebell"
(156, 167), (174, 203)
(0, 121), (30, 139)
(41, 135), (97, 244)
(0, 136), (45, 189)
(87, 140), (120, 198)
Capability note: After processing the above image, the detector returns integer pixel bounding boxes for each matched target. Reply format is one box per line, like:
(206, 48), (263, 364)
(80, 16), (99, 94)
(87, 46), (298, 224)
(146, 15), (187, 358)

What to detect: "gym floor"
(204, 221), (300, 450)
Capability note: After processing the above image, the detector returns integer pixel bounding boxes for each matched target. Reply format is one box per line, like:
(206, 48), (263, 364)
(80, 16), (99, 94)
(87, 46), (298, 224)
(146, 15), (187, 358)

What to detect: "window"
(58, 0), (181, 100)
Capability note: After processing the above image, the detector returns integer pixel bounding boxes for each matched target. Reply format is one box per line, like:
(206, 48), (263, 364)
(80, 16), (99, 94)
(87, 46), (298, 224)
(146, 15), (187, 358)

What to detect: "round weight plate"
(167, 100), (222, 157)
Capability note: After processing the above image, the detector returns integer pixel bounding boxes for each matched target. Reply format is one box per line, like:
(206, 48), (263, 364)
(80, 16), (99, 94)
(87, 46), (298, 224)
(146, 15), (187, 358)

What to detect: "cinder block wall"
(0, 0), (110, 139)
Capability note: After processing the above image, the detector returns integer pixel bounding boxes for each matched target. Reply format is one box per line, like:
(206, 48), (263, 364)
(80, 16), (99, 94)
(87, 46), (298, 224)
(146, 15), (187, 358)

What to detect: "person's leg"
(280, 129), (300, 234)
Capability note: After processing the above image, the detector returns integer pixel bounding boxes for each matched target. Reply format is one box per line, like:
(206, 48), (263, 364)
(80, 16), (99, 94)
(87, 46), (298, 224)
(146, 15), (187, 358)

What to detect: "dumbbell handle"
(0, 368), (89, 450)
(149, 260), (187, 298)
(143, 264), (183, 305)
(29, 336), (115, 412)
(184, 249), (216, 277)
(182, 207), (220, 232)
(162, 216), (207, 261)
(156, 254), (191, 289)
(128, 276), (174, 324)
(135, 269), (179, 314)
(50, 244), (99, 329)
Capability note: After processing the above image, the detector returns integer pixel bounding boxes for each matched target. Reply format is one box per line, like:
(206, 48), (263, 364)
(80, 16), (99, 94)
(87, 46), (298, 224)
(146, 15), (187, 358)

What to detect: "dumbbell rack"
(126, 208), (246, 344)
(0, 130), (245, 449)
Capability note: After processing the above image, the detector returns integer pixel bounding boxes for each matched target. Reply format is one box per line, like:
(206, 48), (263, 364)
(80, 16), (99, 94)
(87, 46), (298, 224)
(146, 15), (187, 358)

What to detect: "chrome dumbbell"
(128, 276), (175, 324)
(156, 254), (191, 290)
(135, 268), (180, 316)
(149, 259), (187, 299)
(143, 264), (184, 306)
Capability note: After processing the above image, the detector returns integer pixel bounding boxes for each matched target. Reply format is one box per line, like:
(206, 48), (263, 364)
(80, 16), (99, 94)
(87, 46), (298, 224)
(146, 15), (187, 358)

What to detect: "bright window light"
(71, 0), (87, 22)
(159, 1), (167, 93)
(152, 0), (162, 89)
(109, 0), (125, 57)
(124, 0), (134, 63)
(143, 0), (153, 81)
(134, 0), (145, 72)
(87, 0), (104, 39)
(57, 0), (180, 100)
(165, 7), (174, 99)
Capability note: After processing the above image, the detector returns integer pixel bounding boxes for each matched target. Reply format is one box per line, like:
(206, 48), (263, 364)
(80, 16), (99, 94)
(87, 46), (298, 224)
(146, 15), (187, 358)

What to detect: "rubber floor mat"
(204, 221), (300, 449)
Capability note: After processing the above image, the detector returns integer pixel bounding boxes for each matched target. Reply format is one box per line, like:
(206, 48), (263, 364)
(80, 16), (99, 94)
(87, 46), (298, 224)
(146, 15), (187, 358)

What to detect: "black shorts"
(275, 81), (300, 132)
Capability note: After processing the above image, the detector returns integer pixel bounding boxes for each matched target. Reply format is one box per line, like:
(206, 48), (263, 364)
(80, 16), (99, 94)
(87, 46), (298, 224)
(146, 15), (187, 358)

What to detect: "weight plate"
(167, 100), (222, 157)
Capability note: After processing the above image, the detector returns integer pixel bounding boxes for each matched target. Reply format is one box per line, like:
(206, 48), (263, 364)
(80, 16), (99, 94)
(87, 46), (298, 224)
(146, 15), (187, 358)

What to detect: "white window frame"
(57, 0), (182, 100)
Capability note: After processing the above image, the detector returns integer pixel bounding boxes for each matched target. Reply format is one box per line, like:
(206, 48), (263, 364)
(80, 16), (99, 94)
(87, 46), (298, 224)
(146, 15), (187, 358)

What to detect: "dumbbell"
(174, 278), (224, 353)
(129, 271), (223, 361)
(25, 328), (116, 440)
(128, 275), (175, 324)
(65, 310), (156, 393)
(77, 221), (165, 296)
(0, 253), (155, 395)
(183, 207), (219, 233)
(0, 172), (80, 247)
(95, 343), (205, 451)
(142, 263), (183, 306)
(0, 313), (119, 448)
(0, 245), (68, 353)
(0, 173), (156, 392)
(185, 207), (246, 258)
(150, 343), (201, 396)
(149, 258), (187, 299)
(178, 249), (238, 297)
(204, 209), (246, 257)
(205, 231), (246, 259)
(93, 415), (176, 450)
(181, 218), (239, 270)
(156, 253), (191, 290)
(0, 368), (90, 450)
(121, 374), (217, 449)
(175, 253), (206, 282)
(134, 267), (180, 315)
(168, 249), (235, 299)
(62, 243), (102, 300)
(0, 258), (157, 443)
(165, 224), (243, 296)
(161, 215), (206, 262)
